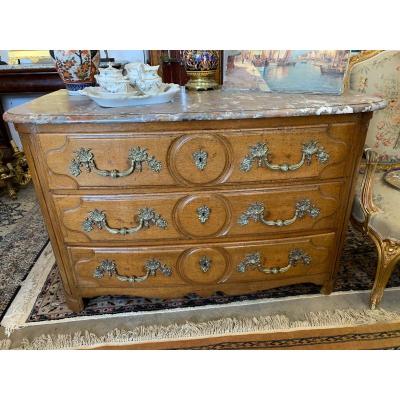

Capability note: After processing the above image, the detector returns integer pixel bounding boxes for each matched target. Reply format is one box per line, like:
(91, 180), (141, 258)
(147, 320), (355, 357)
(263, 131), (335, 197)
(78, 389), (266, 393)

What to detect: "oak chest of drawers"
(4, 90), (386, 312)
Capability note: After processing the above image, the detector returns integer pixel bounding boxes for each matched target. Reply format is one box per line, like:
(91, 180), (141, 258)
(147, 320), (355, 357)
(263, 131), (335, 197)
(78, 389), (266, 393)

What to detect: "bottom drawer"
(69, 233), (336, 296)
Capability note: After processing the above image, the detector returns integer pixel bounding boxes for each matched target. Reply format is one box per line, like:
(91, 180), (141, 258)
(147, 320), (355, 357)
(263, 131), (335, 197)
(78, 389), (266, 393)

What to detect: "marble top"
(3, 88), (387, 125)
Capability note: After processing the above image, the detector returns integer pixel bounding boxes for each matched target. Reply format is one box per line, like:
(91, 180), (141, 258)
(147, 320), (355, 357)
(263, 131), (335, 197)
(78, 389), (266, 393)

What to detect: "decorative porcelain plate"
(384, 168), (400, 191)
(79, 84), (180, 108)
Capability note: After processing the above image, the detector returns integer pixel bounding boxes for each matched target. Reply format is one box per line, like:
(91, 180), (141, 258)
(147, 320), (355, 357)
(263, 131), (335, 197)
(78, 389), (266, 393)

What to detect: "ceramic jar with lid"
(183, 50), (219, 91)
(50, 50), (100, 95)
(95, 63), (131, 93)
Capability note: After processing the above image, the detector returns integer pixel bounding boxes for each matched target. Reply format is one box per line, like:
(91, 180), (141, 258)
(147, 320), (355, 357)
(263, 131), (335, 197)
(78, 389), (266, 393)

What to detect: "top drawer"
(38, 123), (356, 190)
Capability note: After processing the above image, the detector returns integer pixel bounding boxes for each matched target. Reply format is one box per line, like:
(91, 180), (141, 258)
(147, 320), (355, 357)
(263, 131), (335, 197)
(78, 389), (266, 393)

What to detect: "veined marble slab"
(3, 88), (387, 124)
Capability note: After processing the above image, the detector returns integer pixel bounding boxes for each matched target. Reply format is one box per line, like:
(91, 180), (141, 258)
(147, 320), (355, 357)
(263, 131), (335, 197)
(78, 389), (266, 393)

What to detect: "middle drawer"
(53, 182), (342, 244)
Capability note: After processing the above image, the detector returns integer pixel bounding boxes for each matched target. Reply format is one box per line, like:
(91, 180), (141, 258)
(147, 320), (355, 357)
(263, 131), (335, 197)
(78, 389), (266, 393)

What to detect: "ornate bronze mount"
(0, 140), (31, 199)
(83, 207), (167, 235)
(199, 255), (212, 273)
(240, 141), (329, 173)
(238, 199), (320, 227)
(192, 149), (208, 171)
(196, 205), (211, 224)
(237, 249), (311, 275)
(69, 146), (162, 178)
(185, 70), (220, 91)
(93, 258), (172, 283)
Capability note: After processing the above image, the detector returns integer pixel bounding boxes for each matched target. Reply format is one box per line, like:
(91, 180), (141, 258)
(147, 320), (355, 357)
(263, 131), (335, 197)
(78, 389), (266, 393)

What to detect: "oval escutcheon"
(168, 133), (232, 185)
(174, 194), (231, 238)
(177, 247), (230, 285)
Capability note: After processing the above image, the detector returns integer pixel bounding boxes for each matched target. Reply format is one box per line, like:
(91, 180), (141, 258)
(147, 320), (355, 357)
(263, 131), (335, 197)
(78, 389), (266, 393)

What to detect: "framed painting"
(223, 50), (350, 94)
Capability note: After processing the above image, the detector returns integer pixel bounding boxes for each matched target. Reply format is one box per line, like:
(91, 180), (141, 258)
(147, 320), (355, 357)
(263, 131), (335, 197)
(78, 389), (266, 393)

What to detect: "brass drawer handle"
(192, 149), (208, 171)
(240, 141), (329, 172)
(199, 255), (212, 273)
(93, 258), (172, 283)
(82, 208), (167, 235)
(238, 199), (320, 227)
(69, 147), (162, 178)
(237, 249), (311, 275)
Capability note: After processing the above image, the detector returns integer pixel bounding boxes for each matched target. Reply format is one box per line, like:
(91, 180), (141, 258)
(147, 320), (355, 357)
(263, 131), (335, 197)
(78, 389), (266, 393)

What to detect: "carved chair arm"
(359, 148), (380, 227)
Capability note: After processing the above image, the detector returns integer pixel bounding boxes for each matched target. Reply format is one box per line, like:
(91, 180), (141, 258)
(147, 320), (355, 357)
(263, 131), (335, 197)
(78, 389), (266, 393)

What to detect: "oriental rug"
(2, 225), (400, 349)
(0, 185), (49, 319)
(2, 186), (400, 349)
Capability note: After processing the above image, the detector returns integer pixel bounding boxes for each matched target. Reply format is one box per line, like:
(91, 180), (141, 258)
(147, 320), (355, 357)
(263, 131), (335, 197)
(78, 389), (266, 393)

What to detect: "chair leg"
(370, 240), (400, 309)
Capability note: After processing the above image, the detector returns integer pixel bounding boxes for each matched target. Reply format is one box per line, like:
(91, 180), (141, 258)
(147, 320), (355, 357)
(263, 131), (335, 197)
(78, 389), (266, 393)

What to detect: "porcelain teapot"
(95, 63), (131, 93)
(124, 62), (142, 85)
(125, 63), (164, 95)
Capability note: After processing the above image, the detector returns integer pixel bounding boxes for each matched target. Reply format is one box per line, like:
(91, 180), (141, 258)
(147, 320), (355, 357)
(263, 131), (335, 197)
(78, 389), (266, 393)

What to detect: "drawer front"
(225, 124), (354, 183)
(69, 233), (335, 289)
(39, 123), (354, 189)
(40, 134), (177, 190)
(53, 182), (341, 244)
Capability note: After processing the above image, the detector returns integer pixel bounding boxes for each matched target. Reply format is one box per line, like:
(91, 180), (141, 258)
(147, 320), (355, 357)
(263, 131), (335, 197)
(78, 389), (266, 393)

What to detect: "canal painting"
(224, 50), (350, 94)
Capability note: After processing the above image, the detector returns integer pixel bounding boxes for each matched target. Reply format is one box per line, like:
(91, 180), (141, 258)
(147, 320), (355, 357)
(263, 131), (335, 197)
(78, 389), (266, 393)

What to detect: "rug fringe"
(1, 243), (54, 336)
(14, 307), (400, 350)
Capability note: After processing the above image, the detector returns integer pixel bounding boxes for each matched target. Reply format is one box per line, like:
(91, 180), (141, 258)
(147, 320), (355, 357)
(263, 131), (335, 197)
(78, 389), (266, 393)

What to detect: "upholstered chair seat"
(352, 171), (400, 241)
(348, 50), (400, 309)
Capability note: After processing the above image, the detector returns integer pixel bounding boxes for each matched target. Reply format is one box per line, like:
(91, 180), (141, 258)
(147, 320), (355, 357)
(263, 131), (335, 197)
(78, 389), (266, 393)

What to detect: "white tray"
(78, 84), (180, 108)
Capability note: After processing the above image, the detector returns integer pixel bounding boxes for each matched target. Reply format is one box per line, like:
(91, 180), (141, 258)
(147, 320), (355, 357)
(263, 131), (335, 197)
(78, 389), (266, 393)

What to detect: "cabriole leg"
(370, 255), (400, 309)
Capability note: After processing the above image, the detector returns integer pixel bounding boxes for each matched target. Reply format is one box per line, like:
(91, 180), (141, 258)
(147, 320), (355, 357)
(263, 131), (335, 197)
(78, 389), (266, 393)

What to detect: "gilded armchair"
(348, 51), (400, 309)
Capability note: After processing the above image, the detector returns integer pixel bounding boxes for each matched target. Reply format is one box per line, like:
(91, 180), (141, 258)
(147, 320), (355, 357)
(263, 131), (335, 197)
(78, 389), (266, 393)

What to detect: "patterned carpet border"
(185, 329), (400, 349)
(0, 186), (49, 320)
